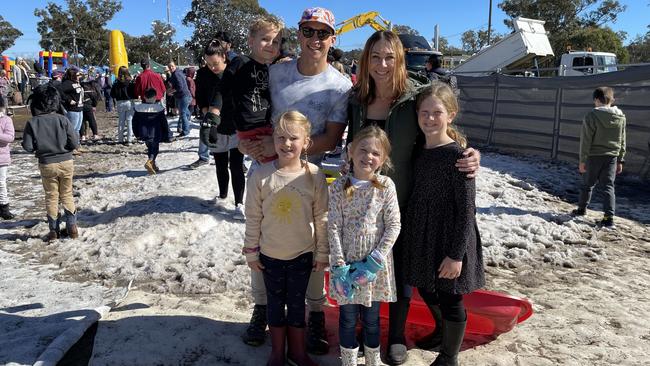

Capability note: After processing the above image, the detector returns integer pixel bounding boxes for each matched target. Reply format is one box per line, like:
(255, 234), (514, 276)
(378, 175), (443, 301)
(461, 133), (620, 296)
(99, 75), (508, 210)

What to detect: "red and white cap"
(298, 7), (336, 33)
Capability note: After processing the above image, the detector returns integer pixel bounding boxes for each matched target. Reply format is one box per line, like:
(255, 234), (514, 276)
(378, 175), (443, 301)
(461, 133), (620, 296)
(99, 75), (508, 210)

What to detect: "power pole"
(167, 0), (171, 26)
(434, 24), (440, 51)
(487, 0), (493, 46)
(72, 30), (78, 66)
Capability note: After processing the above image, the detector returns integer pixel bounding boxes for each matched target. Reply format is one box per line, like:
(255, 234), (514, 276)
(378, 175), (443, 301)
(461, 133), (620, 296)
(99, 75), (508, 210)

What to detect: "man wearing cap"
(134, 59), (166, 103)
(240, 6), (352, 357)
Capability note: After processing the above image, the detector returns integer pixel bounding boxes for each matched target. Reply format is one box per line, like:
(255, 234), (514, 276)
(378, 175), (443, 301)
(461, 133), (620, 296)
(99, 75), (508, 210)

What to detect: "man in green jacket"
(572, 86), (626, 228)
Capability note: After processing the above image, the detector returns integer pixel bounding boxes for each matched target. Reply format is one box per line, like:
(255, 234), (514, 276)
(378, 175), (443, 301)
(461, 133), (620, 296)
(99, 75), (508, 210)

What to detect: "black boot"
(431, 320), (466, 366)
(417, 303), (443, 351)
(242, 304), (267, 346)
(306, 311), (329, 355)
(387, 297), (411, 365)
(0, 204), (15, 220)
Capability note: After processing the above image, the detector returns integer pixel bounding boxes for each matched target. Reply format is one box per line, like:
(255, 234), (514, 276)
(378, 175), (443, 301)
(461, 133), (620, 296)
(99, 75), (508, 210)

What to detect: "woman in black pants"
(194, 39), (246, 220)
(211, 135), (245, 220)
(80, 79), (101, 141)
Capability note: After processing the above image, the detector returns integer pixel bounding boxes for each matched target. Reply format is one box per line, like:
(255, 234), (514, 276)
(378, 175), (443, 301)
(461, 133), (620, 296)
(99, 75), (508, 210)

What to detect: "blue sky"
(3, 0), (649, 58)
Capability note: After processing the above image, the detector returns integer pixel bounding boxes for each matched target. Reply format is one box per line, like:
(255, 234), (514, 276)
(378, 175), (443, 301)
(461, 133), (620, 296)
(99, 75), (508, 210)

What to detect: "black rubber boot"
(306, 311), (329, 355)
(387, 297), (411, 365)
(0, 204), (15, 220)
(242, 304), (267, 346)
(431, 320), (466, 366)
(416, 303), (443, 351)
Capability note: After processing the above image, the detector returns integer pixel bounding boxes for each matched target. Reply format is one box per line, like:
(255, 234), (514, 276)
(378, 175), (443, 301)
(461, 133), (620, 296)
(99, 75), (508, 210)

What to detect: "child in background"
(243, 111), (328, 366)
(22, 84), (80, 241)
(223, 15), (283, 163)
(132, 88), (171, 175)
(572, 86), (626, 228)
(0, 97), (16, 219)
(328, 126), (401, 366)
(403, 82), (485, 366)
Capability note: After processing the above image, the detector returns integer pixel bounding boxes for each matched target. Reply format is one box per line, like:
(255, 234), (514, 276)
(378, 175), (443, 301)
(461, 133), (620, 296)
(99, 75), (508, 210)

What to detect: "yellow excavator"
(335, 11), (441, 73)
(335, 11), (392, 35)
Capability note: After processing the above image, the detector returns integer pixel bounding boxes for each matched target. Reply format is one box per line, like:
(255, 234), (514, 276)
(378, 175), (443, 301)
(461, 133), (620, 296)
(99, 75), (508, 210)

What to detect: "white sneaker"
(214, 196), (229, 214)
(233, 204), (246, 221)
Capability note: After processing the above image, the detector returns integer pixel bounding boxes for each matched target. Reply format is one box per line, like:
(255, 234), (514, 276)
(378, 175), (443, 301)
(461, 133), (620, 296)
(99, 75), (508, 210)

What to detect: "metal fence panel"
(455, 65), (650, 177)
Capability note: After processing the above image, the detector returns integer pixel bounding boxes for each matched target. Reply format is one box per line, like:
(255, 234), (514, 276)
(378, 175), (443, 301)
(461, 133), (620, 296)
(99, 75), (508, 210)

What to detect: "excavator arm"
(335, 11), (392, 35)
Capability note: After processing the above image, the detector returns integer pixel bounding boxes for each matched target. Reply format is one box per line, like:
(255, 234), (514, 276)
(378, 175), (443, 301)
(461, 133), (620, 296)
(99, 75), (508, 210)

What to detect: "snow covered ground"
(1, 118), (649, 365)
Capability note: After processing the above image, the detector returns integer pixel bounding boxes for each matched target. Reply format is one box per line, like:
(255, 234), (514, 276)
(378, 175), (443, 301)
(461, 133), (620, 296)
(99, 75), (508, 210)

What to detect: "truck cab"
(398, 34), (443, 73)
(560, 51), (617, 76)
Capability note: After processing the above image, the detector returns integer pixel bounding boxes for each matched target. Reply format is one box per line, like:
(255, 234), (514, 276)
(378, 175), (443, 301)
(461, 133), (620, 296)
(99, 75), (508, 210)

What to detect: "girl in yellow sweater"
(243, 110), (328, 366)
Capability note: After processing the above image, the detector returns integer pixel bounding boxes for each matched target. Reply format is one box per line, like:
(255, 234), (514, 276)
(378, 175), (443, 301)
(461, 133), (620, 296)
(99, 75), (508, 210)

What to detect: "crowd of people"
(0, 5), (627, 366)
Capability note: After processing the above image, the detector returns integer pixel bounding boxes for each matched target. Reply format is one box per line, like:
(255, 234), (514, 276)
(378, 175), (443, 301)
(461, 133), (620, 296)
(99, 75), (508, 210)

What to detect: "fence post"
(551, 87), (563, 159)
(487, 74), (500, 146)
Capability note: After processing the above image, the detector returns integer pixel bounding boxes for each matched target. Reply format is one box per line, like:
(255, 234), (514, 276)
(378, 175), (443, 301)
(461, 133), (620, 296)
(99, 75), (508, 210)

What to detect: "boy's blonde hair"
(416, 81), (467, 148)
(248, 15), (284, 37)
(344, 126), (392, 198)
(275, 110), (313, 180)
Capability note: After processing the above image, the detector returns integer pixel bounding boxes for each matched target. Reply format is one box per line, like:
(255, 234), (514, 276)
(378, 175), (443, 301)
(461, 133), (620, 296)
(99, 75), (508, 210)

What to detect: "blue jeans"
(198, 139), (210, 161)
(66, 111), (83, 139)
(176, 95), (192, 135)
(103, 90), (113, 111)
(339, 302), (381, 349)
(116, 100), (134, 143)
(145, 141), (159, 161)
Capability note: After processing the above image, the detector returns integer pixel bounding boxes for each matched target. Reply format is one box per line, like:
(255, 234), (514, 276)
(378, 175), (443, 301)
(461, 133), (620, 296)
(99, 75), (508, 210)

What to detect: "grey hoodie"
(579, 105), (626, 164)
(22, 113), (79, 164)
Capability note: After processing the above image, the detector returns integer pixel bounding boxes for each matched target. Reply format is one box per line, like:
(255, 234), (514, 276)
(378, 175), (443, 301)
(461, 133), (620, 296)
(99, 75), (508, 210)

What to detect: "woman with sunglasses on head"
(346, 30), (482, 365)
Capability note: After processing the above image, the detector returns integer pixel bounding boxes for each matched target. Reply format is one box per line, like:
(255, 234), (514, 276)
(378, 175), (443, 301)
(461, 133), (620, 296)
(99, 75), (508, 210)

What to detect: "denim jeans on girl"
(65, 111), (83, 140)
(260, 252), (313, 327)
(339, 302), (381, 349)
(116, 100), (134, 143)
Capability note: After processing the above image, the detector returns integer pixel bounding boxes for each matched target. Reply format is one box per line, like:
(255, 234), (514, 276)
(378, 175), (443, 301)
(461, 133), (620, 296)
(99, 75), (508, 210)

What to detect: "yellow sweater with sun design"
(243, 161), (329, 263)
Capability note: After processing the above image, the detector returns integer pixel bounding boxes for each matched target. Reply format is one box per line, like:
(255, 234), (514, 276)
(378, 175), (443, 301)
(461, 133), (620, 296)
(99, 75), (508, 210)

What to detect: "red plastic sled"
(324, 272), (533, 337)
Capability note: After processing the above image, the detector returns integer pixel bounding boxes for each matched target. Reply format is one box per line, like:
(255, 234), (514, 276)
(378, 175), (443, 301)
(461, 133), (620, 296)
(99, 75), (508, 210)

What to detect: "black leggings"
(213, 148), (245, 205)
(81, 109), (98, 136)
(418, 288), (466, 323)
(260, 252), (313, 327)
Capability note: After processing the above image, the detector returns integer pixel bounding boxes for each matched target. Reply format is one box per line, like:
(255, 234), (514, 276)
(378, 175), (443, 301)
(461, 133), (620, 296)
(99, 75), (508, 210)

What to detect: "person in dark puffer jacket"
(22, 84), (80, 241)
(132, 88), (172, 175)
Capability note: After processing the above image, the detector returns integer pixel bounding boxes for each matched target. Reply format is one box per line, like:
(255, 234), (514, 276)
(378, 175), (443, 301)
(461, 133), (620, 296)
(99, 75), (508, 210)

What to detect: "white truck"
(453, 17), (554, 76)
(451, 17), (619, 77)
(558, 51), (618, 76)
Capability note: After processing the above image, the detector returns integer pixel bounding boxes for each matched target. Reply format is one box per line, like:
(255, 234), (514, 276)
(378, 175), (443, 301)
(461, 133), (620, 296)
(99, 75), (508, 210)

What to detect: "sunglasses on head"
(300, 26), (333, 40)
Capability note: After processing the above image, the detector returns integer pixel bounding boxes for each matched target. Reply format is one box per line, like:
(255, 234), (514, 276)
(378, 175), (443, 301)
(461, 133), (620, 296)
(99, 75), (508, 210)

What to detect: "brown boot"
(144, 160), (156, 175)
(67, 224), (79, 239)
(45, 215), (60, 242)
(46, 230), (59, 242)
(286, 326), (319, 366)
(267, 326), (286, 366)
